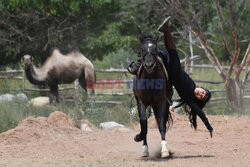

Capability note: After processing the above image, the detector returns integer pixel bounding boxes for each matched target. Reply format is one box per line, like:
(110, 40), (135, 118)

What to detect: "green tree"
(0, 0), (121, 65)
(156, 0), (250, 110)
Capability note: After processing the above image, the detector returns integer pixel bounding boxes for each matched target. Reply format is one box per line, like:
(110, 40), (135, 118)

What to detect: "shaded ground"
(0, 111), (249, 167)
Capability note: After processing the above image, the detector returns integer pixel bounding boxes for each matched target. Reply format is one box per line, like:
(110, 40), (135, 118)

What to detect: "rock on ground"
(0, 94), (15, 102)
(15, 93), (28, 102)
(0, 93), (28, 102)
(99, 121), (124, 130)
(29, 96), (49, 106)
(74, 119), (97, 132)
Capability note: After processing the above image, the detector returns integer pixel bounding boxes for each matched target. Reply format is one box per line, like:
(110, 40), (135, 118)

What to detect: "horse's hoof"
(134, 134), (143, 142)
(142, 152), (149, 157)
(161, 151), (170, 158)
(142, 145), (149, 157)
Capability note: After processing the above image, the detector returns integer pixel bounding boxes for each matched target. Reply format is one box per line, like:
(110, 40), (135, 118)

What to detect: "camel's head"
(23, 55), (33, 67)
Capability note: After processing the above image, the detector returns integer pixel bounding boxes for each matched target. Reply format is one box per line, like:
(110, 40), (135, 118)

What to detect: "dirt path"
(0, 112), (249, 167)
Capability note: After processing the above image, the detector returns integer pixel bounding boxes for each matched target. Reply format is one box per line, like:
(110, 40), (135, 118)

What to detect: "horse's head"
(140, 35), (158, 74)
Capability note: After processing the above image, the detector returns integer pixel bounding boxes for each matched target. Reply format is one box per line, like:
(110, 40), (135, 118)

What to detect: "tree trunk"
(234, 79), (244, 108)
(225, 78), (244, 111)
(189, 29), (194, 73)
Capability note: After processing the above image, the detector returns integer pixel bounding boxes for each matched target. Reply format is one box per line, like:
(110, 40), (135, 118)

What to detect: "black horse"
(133, 34), (172, 158)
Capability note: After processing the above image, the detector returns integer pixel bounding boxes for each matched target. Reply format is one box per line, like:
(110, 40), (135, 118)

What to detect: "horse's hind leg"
(135, 99), (149, 157)
(157, 101), (171, 158)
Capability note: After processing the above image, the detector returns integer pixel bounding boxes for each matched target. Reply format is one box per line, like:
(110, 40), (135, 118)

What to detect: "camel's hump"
(50, 49), (63, 57)
(50, 49), (83, 58)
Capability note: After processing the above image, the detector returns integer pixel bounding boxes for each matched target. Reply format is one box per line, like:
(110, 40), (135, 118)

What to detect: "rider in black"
(128, 17), (213, 137)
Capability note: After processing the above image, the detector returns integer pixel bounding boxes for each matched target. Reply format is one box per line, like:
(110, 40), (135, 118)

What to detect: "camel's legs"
(49, 84), (59, 103)
(79, 70), (87, 92)
(79, 71), (96, 103)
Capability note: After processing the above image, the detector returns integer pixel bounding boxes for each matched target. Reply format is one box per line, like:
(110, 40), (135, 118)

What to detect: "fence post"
(22, 70), (25, 91)
(74, 79), (80, 105)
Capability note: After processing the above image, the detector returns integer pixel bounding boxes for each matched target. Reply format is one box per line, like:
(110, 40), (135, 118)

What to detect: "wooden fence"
(0, 64), (249, 104)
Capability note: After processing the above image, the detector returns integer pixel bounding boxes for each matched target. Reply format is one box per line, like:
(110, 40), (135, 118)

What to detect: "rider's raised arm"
(188, 102), (213, 137)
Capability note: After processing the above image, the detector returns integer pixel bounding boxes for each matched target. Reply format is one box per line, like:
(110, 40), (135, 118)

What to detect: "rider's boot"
(157, 16), (171, 32)
(157, 16), (176, 50)
(127, 59), (142, 75)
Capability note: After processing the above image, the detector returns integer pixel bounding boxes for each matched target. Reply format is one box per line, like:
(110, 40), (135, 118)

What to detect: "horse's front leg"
(134, 100), (149, 157)
(157, 101), (171, 158)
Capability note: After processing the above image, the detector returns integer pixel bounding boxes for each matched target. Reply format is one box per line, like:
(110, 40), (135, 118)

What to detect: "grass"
(83, 104), (131, 126)
(0, 101), (52, 133)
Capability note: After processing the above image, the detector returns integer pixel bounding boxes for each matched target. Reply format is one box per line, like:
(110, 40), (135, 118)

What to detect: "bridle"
(140, 38), (158, 71)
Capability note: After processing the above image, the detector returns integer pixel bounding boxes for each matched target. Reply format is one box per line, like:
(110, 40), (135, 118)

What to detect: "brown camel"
(23, 48), (95, 103)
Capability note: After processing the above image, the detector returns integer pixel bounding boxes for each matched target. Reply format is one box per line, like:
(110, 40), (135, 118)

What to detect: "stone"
(0, 94), (15, 102)
(80, 123), (92, 132)
(15, 93), (28, 102)
(29, 97), (49, 106)
(99, 121), (124, 130)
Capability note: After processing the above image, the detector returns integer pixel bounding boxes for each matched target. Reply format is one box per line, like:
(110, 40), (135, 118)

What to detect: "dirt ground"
(0, 111), (249, 167)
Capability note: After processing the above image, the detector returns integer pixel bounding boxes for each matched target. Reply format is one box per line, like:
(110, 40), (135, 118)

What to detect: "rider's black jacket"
(157, 47), (213, 132)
